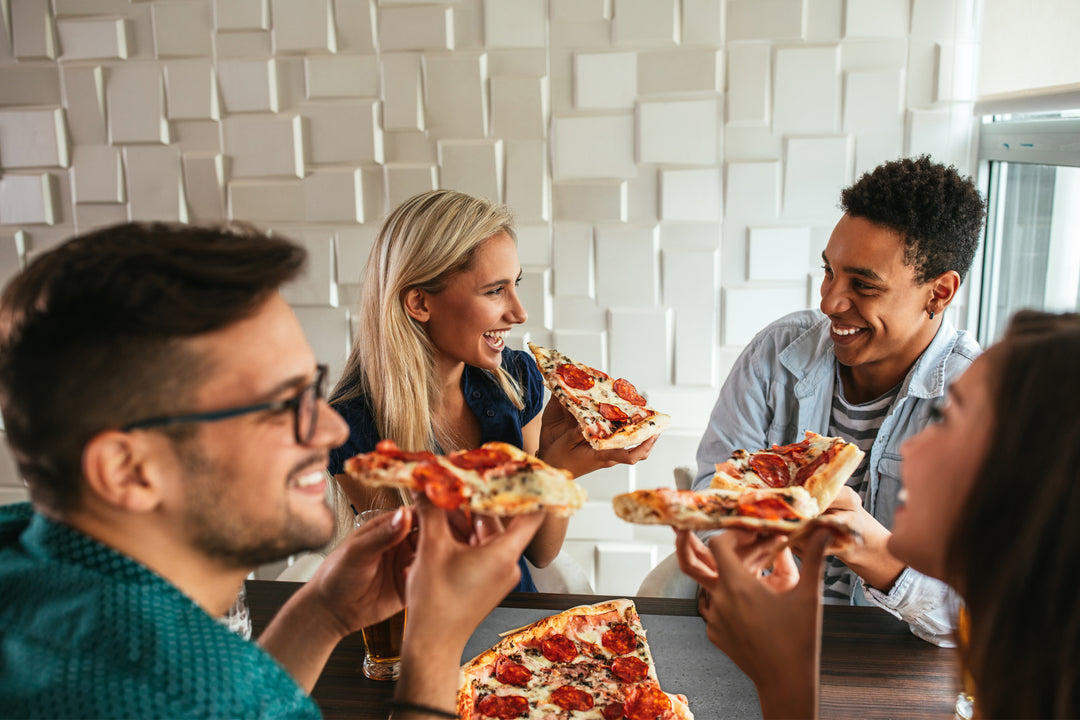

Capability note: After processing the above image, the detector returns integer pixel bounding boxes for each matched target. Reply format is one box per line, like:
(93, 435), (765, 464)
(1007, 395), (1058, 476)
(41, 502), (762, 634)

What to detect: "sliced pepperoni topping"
(601, 624), (637, 656)
(737, 495), (799, 521)
(493, 655), (532, 687)
(769, 438), (812, 459)
(449, 446), (512, 471)
(602, 702), (626, 720)
(476, 694), (529, 719)
(374, 439), (436, 462)
(550, 686), (594, 711)
(541, 633), (579, 663)
(793, 444), (840, 486)
(557, 363), (594, 390)
(610, 656), (649, 683)
(598, 402), (629, 422)
(624, 684), (672, 720)
(748, 453), (791, 488)
(413, 462), (466, 510)
(613, 378), (647, 406)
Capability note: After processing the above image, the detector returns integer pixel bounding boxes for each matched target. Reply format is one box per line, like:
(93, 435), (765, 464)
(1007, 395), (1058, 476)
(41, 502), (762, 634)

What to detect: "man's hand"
(816, 487), (905, 592)
(537, 397), (657, 478)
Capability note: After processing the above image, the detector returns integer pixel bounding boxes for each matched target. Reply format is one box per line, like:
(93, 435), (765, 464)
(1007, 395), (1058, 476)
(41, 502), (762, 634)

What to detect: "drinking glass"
(356, 508), (406, 681)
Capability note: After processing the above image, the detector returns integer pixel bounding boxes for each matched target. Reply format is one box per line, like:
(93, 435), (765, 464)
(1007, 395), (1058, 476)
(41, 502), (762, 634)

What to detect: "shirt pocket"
(874, 454), (904, 524)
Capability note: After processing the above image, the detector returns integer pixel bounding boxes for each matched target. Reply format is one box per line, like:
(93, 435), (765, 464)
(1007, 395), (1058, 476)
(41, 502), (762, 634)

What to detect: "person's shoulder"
(0, 502), (34, 546)
(745, 309), (828, 353)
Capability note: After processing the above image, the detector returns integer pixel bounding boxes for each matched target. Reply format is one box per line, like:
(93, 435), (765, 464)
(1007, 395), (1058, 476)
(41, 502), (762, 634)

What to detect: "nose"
(819, 276), (850, 317)
(312, 400), (349, 448)
(507, 286), (528, 325)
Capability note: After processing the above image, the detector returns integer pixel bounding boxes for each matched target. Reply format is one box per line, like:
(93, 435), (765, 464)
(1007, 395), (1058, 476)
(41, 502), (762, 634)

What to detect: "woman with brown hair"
(677, 310), (1080, 718)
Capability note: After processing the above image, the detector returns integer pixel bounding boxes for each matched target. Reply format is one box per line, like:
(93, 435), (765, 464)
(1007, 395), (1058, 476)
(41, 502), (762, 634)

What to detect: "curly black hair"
(840, 155), (986, 283)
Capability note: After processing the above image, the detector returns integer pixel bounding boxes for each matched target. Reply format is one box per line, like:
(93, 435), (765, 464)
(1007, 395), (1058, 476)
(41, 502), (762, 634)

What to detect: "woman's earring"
(929, 310), (935, 320)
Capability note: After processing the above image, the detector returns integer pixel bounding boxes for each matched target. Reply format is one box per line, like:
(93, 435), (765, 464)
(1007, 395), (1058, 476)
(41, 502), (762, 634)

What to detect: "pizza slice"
(458, 599), (693, 720)
(709, 431), (864, 510)
(343, 440), (586, 517)
(528, 343), (670, 450)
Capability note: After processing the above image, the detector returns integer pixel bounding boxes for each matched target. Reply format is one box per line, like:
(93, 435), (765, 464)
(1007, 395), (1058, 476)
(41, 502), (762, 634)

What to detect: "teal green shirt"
(0, 502), (320, 718)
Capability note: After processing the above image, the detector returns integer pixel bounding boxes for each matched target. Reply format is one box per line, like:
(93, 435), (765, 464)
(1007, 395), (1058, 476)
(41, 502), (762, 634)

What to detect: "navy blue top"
(329, 348), (546, 592)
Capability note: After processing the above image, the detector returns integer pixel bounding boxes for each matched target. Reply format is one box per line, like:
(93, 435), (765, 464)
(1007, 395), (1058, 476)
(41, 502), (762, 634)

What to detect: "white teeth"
(897, 488), (908, 503)
(292, 471), (324, 489)
(832, 324), (862, 336)
(484, 330), (508, 347)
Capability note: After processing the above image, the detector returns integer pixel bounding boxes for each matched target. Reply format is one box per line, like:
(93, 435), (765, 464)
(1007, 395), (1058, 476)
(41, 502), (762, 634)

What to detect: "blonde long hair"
(332, 190), (524, 452)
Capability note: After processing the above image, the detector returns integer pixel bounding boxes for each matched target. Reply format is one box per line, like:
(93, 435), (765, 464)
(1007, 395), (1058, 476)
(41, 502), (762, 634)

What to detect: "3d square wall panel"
(551, 114), (635, 179)
(723, 284), (807, 346)
(385, 163), (437, 210)
(773, 46), (839, 135)
(229, 179), (305, 221)
(72, 145), (123, 204)
(517, 267), (552, 330)
(223, 115), (304, 178)
(491, 75), (548, 139)
(217, 59), (279, 113)
(305, 55), (379, 99)
(215, 0), (270, 31)
(515, 222), (552, 266)
(304, 100), (383, 165)
(303, 169), (363, 223)
(56, 18), (128, 60)
(106, 64), (169, 144)
(0, 66), (62, 107)
(437, 139), (503, 202)
(505, 140), (549, 221)
(594, 225), (659, 308)
(725, 161), (780, 224)
(747, 227), (811, 281)
(726, 43), (770, 125)
(607, 307), (671, 386)
(726, 0), (804, 42)
(381, 52), (425, 131)
(123, 146), (187, 222)
(638, 49), (721, 95)
(280, 231), (337, 306)
(423, 53), (488, 138)
(660, 168), (721, 222)
(0, 109), (69, 169)
(552, 181), (627, 222)
(60, 66), (107, 146)
(552, 222), (595, 298)
(574, 52), (636, 110)
(663, 248), (717, 386)
(163, 59), (219, 120)
(551, 0), (612, 23)
(782, 136), (852, 222)
(380, 6), (453, 52)
(484, 0), (546, 49)
(846, 0), (910, 38)
(12, 0), (57, 59)
(0, 174), (57, 225)
(612, 0), (680, 46)
(181, 154), (227, 222)
(332, 0), (377, 53)
(659, 222), (721, 250)
(271, 0), (336, 54)
(152, 2), (213, 58)
(637, 99), (718, 165)
(843, 70), (904, 131)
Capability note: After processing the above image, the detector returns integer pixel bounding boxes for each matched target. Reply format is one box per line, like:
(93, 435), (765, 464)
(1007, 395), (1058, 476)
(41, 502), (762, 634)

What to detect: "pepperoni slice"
(541, 633), (578, 663)
(770, 438), (812, 459)
(598, 402), (629, 422)
(476, 694), (529, 719)
(624, 684), (672, 720)
(413, 462), (466, 510)
(748, 453), (791, 488)
(550, 686), (594, 711)
(449, 446), (512, 472)
(737, 495), (799, 521)
(793, 444), (840, 486)
(601, 624), (637, 656)
(613, 378), (647, 406)
(602, 702), (626, 720)
(374, 439), (436, 462)
(557, 363), (594, 390)
(493, 655), (532, 687)
(610, 656), (649, 683)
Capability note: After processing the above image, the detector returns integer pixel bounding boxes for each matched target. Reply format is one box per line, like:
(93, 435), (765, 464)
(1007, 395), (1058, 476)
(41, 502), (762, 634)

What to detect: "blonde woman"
(328, 190), (656, 591)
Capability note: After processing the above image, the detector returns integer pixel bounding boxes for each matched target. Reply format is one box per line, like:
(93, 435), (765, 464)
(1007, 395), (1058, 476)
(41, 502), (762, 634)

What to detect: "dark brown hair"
(0, 222), (306, 513)
(947, 310), (1080, 717)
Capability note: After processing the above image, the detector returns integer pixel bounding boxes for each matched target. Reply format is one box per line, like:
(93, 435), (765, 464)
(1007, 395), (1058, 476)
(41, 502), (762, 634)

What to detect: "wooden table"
(247, 580), (959, 719)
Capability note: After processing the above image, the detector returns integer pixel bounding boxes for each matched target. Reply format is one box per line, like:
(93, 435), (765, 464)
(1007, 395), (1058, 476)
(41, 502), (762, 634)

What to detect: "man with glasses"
(0, 222), (542, 718)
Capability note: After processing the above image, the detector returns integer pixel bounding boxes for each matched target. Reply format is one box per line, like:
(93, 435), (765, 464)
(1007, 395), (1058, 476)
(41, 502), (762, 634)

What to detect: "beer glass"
(356, 508), (406, 681)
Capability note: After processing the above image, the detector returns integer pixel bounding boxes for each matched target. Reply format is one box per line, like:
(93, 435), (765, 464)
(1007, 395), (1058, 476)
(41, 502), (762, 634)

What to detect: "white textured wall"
(0, 0), (982, 594)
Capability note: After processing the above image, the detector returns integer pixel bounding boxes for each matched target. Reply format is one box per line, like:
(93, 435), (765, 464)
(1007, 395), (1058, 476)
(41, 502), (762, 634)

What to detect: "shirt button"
(485, 410), (495, 417)
(471, 391), (481, 399)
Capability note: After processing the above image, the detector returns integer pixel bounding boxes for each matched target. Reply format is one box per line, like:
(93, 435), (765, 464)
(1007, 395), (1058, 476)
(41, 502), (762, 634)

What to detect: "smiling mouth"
(831, 323), (865, 337)
(483, 330), (508, 350)
(288, 469), (325, 490)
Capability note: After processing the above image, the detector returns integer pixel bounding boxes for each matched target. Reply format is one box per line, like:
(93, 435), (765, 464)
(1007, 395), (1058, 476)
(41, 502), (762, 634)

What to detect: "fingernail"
(391, 507), (407, 531)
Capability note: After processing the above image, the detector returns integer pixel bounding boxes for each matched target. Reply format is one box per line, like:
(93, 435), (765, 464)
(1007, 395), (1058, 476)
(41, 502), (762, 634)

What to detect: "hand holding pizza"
(816, 487), (906, 592)
(537, 396), (659, 478)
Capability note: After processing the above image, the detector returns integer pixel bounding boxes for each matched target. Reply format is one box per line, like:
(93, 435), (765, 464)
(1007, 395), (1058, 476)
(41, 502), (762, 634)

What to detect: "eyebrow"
(821, 252), (885, 283)
(479, 269), (523, 290)
(253, 371), (312, 404)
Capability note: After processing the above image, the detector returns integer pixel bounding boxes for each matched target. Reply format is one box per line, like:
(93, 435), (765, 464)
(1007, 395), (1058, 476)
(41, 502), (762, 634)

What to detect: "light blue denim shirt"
(694, 309), (981, 646)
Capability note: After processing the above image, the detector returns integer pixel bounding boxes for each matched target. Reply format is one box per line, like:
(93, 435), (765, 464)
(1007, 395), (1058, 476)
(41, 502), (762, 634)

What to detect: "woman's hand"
(536, 397), (658, 478)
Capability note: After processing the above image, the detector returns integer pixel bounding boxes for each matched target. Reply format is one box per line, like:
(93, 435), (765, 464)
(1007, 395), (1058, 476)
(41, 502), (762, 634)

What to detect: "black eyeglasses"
(121, 364), (329, 445)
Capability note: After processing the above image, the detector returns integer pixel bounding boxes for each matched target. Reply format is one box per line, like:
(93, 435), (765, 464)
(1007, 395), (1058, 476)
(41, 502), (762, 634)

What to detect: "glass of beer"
(955, 605), (975, 719)
(356, 508), (407, 681)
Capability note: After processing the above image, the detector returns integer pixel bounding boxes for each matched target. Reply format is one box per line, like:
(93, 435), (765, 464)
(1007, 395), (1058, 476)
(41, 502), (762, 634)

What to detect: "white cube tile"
(272, 0), (336, 53)
(782, 136), (852, 222)
(567, 501), (634, 542)
(423, 53), (488, 137)
(552, 222), (594, 297)
(843, 70), (903, 132)
(302, 169), (362, 223)
(633, 429), (702, 489)
(595, 225), (659, 308)
(304, 100), (383, 165)
(723, 284), (808, 346)
(773, 46), (839, 134)
(644, 386), (723, 432)
(595, 541), (659, 592)
(437, 139), (502, 201)
(727, 43), (770, 125)
(575, 462), (631, 503)
(181, 153), (226, 222)
(845, 0), (910, 37)
(747, 227), (811, 281)
(223, 115), (303, 178)
(660, 168), (721, 222)
(59, 66), (106, 145)
(380, 6), (453, 52)
(659, 222), (720, 250)
(638, 49), (721, 95)
(484, 0), (545, 48)
(293, 306), (350, 382)
(663, 248), (717, 385)
(214, 30), (272, 57)
(152, 2), (212, 57)
(551, 114), (636, 179)
(725, 0), (804, 41)
(514, 223), (551, 266)
(934, 42), (978, 103)
(807, 0), (844, 42)
(333, 0), (377, 53)
(517, 267), (551, 330)
(0, 66), (61, 107)
(105, 64), (169, 144)
(638, 99), (718, 165)
(505, 140), (549, 221)
(910, 0), (960, 40)
(172, 120), (223, 154)
(386, 163), (438, 210)
(487, 49), (548, 77)
(335, 225), (378, 283)
(552, 296), (607, 333)
(681, 0), (723, 45)
(305, 55), (379, 99)
(72, 146), (123, 204)
(607, 307), (671, 386)
(573, 52), (636, 110)
(723, 125), (783, 162)
(217, 59), (278, 113)
(57, 18), (128, 60)
(491, 75), (548, 138)
(907, 108), (952, 160)
(123, 146), (186, 222)
(612, 0), (679, 46)
(551, 0), (612, 23)
(381, 52), (424, 131)
(552, 181), (627, 222)
(0, 109), (68, 169)
(854, 129), (903, 177)
(216, 0), (270, 30)
(229, 179), (305, 221)
(0, 231), (26, 287)
(550, 329), (607, 372)
(841, 39), (908, 71)
(12, 0), (56, 59)
(163, 59), (219, 120)
(0, 174), (56, 225)
(725, 161), (779, 224)
(281, 231), (337, 306)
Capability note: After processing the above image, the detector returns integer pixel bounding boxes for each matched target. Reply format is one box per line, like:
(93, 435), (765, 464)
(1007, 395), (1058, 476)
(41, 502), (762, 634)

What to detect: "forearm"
(257, 583), (351, 693)
(524, 514), (568, 568)
(393, 616), (466, 716)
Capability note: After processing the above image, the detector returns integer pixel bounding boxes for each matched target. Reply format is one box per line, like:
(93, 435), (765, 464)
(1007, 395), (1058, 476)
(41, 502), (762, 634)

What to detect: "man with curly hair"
(692, 156), (986, 646)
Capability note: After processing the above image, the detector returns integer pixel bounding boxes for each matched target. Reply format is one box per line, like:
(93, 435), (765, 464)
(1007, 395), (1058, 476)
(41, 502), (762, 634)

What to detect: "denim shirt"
(693, 309), (981, 646)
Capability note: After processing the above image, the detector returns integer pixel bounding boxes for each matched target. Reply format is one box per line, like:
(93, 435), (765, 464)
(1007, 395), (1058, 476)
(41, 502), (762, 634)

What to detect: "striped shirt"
(822, 368), (900, 602)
